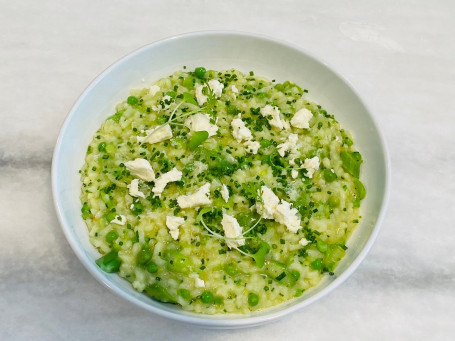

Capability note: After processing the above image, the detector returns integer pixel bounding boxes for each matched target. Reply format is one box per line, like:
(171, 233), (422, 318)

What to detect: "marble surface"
(1, 0), (454, 340)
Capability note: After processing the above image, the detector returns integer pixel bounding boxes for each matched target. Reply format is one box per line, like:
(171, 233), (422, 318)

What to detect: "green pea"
(201, 291), (214, 304)
(214, 296), (224, 305)
(105, 230), (118, 244)
(291, 270), (301, 280)
(295, 289), (304, 297)
(223, 263), (238, 277)
(317, 240), (328, 253)
(194, 67), (206, 79)
(260, 139), (271, 148)
(127, 96), (139, 105)
(97, 142), (106, 152)
(311, 258), (323, 270)
(323, 169), (337, 182)
(328, 196), (340, 208)
(146, 261), (158, 273)
(137, 246), (152, 265)
(248, 293), (259, 306)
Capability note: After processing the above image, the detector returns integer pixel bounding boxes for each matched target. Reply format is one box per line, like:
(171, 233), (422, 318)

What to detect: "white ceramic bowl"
(52, 31), (390, 328)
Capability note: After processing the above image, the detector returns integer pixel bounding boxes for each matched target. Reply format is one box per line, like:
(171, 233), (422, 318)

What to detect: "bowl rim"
(52, 30), (391, 328)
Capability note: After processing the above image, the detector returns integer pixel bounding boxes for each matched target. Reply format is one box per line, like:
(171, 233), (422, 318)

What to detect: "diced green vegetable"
(317, 240), (328, 253)
(311, 258), (323, 270)
(109, 112), (122, 122)
(178, 288), (192, 302)
(81, 203), (91, 219)
(252, 242), (270, 268)
(188, 131), (209, 150)
(323, 245), (346, 272)
(96, 250), (121, 273)
(183, 75), (194, 90)
(353, 178), (366, 200)
(340, 151), (362, 178)
(145, 283), (177, 303)
(183, 92), (198, 106)
(136, 245), (152, 265)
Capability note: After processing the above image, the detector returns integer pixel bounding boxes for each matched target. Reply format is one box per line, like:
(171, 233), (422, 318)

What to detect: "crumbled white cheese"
(177, 183), (212, 208)
(110, 215), (126, 225)
(221, 213), (245, 249)
(127, 179), (145, 198)
(195, 83), (207, 106)
(137, 124), (173, 144)
(303, 156), (320, 178)
(189, 273), (205, 288)
(149, 85), (161, 97)
(230, 85), (239, 99)
(291, 108), (313, 129)
(256, 186), (280, 219)
(208, 79), (224, 98)
(152, 167), (182, 197)
(152, 95), (173, 111)
(195, 277), (205, 288)
(166, 216), (185, 240)
(299, 238), (309, 247)
(221, 184), (230, 203)
(260, 105), (284, 130)
(256, 186), (302, 233)
(274, 199), (302, 233)
(124, 158), (155, 181)
(291, 169), (299, 179)
(231, 114), (260, 154)
(184, 113), (218, 137)
(231, 114), (253, 143)
(277, 133), (299, 157)
(244, 140), (260, 154)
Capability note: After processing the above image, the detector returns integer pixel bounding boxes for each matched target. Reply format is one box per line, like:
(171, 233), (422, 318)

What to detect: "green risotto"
(80, 67), (365, 314)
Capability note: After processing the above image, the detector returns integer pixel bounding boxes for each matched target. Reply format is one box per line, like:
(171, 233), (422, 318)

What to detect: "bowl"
(52, 31), (390, 328)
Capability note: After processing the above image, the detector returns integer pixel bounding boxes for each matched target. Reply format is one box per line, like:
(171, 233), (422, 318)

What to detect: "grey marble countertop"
(1, 0), (454, 340)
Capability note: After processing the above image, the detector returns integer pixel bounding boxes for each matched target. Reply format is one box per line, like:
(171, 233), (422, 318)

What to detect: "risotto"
(79, 67), (365, 314)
